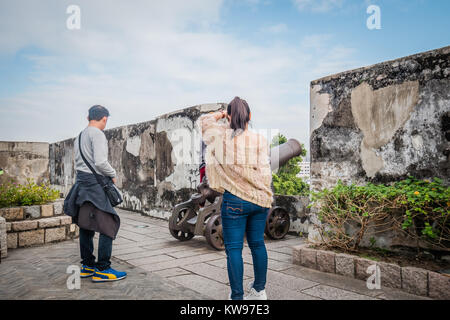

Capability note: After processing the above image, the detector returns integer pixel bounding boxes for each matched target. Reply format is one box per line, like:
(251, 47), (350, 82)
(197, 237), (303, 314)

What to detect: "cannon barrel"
(270, 139), (302, 172)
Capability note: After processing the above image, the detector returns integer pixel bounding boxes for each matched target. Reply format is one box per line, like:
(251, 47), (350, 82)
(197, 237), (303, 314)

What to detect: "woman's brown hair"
(227, 96), (250, 137)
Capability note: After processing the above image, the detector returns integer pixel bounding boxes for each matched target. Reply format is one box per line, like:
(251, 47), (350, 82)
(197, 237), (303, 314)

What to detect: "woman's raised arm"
(198, 110), (227, 146)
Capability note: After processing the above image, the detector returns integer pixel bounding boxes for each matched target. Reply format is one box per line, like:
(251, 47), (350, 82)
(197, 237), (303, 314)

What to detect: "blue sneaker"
(80, 265), (97, 278)
(91, 268), (127, 282)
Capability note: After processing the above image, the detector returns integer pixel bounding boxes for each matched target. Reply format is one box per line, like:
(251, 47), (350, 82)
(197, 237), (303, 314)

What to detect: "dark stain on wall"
(155, 131), (174, 182)
(322, 98), (356, 129)
(160, 188), (193, 208)
(122, 144), (140, 184)
(274, 195), (310, 222)
(49, 138), (75, 186)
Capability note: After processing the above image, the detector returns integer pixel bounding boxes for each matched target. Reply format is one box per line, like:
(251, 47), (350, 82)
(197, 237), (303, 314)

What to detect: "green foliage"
(393, 177), (449, 239)
(307, 176), (450, 251)
(360, 254), (379, 261)
(270, 133), (309, 196)
(0, 178), (60, 208)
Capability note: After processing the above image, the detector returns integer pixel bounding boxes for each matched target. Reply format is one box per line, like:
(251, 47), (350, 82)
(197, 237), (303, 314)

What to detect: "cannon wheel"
(264, 207), (290, 240)
(205, 214), (225, 250)
(169, 206), (195, 241)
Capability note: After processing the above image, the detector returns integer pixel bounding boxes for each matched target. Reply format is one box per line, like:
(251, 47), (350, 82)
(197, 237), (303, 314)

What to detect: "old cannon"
(168, 139), (303, 250)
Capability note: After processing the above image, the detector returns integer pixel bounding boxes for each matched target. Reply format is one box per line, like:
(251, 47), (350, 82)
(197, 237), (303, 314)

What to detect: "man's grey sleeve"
(92, 130), (117, 178)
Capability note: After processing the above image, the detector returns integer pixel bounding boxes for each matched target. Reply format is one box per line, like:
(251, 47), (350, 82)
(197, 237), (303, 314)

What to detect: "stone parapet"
(292, 244), (450, 300)
(0, 201), (78, 254)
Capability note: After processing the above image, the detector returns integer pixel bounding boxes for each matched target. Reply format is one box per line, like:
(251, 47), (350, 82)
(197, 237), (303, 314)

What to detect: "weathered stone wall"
(309, 45), (450, 242)
(49, 103), (225, 219)
(0, 142), (50, 185)
(274, 195), (310, 234)
(310, 46), (450, 191)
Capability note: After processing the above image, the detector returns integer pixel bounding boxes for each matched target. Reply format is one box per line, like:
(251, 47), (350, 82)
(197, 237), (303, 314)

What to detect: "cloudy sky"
(0, 0), (449, 161)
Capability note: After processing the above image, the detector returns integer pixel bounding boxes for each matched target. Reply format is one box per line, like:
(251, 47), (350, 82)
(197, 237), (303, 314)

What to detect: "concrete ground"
(0, 208), (430, 300)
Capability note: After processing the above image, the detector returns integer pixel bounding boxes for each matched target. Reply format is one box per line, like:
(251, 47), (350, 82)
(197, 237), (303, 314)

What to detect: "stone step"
(292, 244), (450, 300)
(0, 199), (65, 222)
(5, 214), (78, 250)
(7, 215), (73, 232)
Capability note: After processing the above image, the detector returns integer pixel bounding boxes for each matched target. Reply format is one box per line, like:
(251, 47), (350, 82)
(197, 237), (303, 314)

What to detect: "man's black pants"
(79, 228), (113, 271)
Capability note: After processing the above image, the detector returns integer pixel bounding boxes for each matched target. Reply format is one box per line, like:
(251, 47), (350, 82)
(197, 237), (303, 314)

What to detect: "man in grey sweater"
(75, 120), (117, 182)
(64, 105), (126, 282)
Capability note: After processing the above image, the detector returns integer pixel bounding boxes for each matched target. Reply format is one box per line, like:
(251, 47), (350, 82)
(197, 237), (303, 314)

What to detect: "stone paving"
(0, 208), (431, 300)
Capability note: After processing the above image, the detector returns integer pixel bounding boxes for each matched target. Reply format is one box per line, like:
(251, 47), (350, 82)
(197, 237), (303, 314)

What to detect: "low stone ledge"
(0, 216), (6, 259)
(428, 271), (450, 300)
(4, 212), (78, 249)
(0, 200), (64, 222)
(316, 250), (336, 273)
(402, 266), (428, 296)
(335, 253), (355, 278)
(378, 261), (402, 289)
(7, 233), (18, 249)
(60, 216), (72, 225)
(38, 217), (61, 228)
(12, 220), (39, 232)
(45, 227), (66, 243)
(355, 257), (376, 281)
(18, 229), (45, 247)
(300, 247), (318, 269)
(67, 223), (79, 238)
(41, 204), (54, 217)
(0, 207), (24, 221)
(291, 245), (449, 299)
(292, 245), (303, 265)
(53, 200), (64, 216)
(23, 205), (41, 219)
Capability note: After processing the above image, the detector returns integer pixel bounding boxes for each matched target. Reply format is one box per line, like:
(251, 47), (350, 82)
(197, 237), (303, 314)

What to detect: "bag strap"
(78, 131), (106, 187)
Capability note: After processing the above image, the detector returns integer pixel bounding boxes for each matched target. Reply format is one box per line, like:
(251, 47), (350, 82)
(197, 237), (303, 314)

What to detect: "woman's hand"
(213, 110), (226, 121)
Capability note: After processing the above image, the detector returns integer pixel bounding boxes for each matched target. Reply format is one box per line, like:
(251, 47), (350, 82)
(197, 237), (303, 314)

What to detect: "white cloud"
(293, 0), (345, 12)
(0, 0), (361, 160)
(261, 23), (289, 34)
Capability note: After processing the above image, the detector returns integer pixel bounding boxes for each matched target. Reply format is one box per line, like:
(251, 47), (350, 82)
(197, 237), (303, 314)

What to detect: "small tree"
(271, 133), (309, 196)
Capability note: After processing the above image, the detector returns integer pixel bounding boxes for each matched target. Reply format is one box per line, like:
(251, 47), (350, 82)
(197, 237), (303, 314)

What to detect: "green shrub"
(0, 178), (60, 208)
(307, 176), (450, 252)
(272, 172), (310, 196)
(271, 133), (310, 196)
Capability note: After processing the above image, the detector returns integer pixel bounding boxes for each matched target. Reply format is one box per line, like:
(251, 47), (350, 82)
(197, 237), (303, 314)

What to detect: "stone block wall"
(0, 141), (50, 185)
(308, 45), (450, 242)
(310, 45), (449, 191)
(0, 216), (6, 259)
(293, 245), (450, 299)
(0, 200), (79, 250)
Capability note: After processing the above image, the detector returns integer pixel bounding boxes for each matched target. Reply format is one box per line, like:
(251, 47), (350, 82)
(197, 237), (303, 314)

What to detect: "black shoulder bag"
(78, 131), (123, 207)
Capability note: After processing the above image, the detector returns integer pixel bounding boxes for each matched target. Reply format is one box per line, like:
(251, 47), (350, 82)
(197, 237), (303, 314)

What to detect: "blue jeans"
(221, 190), (270, 300)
